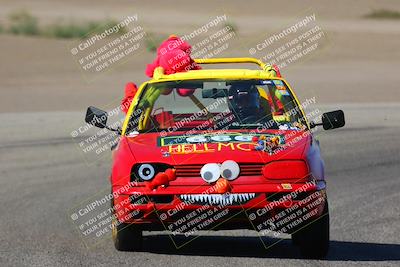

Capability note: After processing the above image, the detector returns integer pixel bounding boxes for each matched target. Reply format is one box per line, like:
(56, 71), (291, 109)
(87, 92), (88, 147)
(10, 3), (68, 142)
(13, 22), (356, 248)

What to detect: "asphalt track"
(0, 103), (399, 267)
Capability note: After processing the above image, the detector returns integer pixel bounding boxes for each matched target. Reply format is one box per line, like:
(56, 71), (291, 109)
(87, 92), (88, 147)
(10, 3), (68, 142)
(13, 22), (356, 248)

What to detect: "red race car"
(85, 58), (345, 258)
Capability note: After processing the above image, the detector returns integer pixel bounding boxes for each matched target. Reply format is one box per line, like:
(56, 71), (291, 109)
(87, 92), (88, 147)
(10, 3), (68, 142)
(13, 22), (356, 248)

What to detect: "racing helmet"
(228, 83), (260, 123)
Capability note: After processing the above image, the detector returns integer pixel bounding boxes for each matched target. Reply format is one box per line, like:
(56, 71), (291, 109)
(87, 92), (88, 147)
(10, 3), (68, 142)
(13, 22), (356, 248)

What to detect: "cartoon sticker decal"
(252, 135), (281, 155)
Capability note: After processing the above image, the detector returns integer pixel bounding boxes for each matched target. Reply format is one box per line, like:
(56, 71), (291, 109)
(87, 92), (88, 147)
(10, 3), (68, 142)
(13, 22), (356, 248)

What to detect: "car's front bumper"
(112, 181), (327, 233)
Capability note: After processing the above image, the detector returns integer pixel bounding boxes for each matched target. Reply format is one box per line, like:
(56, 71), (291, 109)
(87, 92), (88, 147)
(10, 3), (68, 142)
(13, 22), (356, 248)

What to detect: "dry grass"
(364, 9), (400, 19)
(2, 10), (127, 39)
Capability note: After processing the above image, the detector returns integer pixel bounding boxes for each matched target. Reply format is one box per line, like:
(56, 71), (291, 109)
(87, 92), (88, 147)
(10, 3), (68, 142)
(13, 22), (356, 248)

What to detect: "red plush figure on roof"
(121, 35), (201, 113)
(145, 35), (201, 96)
(146, 34), (201, 77)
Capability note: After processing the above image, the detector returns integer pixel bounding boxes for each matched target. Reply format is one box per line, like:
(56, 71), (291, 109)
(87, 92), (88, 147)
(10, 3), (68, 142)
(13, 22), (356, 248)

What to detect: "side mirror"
(311, 110), (345, 130)
(85, 106), (108, 128)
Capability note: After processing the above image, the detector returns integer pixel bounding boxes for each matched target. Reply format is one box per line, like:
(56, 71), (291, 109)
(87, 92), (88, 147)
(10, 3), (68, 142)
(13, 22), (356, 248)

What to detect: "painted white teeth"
(180, 193), (255, 205)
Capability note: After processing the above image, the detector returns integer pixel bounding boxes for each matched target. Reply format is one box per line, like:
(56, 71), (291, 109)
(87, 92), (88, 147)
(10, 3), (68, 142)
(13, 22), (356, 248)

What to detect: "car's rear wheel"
(292, 202), (330, 259)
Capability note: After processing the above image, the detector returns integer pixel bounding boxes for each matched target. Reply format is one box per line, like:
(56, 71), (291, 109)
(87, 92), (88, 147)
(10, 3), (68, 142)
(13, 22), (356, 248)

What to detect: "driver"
(228, 83), (274, 125)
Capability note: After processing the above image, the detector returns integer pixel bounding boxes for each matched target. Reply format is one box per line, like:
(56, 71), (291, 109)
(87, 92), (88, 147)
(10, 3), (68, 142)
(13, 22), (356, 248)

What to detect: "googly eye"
(200, 163), (220, 183)
(220, 160), (240, 180)
(137, 164), (155, 181)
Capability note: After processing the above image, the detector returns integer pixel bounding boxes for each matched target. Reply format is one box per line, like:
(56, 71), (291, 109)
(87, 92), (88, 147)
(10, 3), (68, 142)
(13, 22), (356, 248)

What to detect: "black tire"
(291, 231), (300, 246)
(110, 196), (142, 251)
(292, 202), (330, 259)
(112, 217), (143, 251)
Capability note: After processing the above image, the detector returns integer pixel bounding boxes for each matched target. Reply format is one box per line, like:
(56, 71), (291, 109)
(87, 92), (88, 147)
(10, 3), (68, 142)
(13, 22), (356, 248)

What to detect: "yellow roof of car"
(151, 69), (278, 81)
(150, 57), (280, 82)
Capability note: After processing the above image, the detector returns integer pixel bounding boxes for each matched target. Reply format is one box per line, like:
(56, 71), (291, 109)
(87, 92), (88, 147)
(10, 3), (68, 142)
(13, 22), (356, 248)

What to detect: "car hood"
(125, 130), (310, 165)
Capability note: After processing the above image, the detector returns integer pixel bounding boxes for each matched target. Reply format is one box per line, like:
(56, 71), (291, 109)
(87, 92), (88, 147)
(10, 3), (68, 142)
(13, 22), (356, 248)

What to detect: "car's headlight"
(262, 160), (309, 180)
(137, 164), (155, 181)
(220, 160), (240, 180)
(200, 163), (220, 183)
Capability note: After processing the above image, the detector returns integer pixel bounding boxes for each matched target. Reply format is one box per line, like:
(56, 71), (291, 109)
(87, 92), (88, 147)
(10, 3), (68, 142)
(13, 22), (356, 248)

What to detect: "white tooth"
(251, 193), (255, 198)
(239, 194), (243, 202)
(195, 195), (199, 201)
(243, 194), (248, 201)
(182, 195), (187, 200)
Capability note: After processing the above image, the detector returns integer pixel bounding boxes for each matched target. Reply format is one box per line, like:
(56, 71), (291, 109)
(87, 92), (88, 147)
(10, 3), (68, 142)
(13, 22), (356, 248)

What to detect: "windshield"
(126, 79), (307, 134)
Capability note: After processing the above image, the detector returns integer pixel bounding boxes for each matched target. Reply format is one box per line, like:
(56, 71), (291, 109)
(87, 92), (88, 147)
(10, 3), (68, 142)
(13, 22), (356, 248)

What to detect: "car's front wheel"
(111, 196), (142, 251)
(292, 202), (330, 259)
(112, 217), (143, 251)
